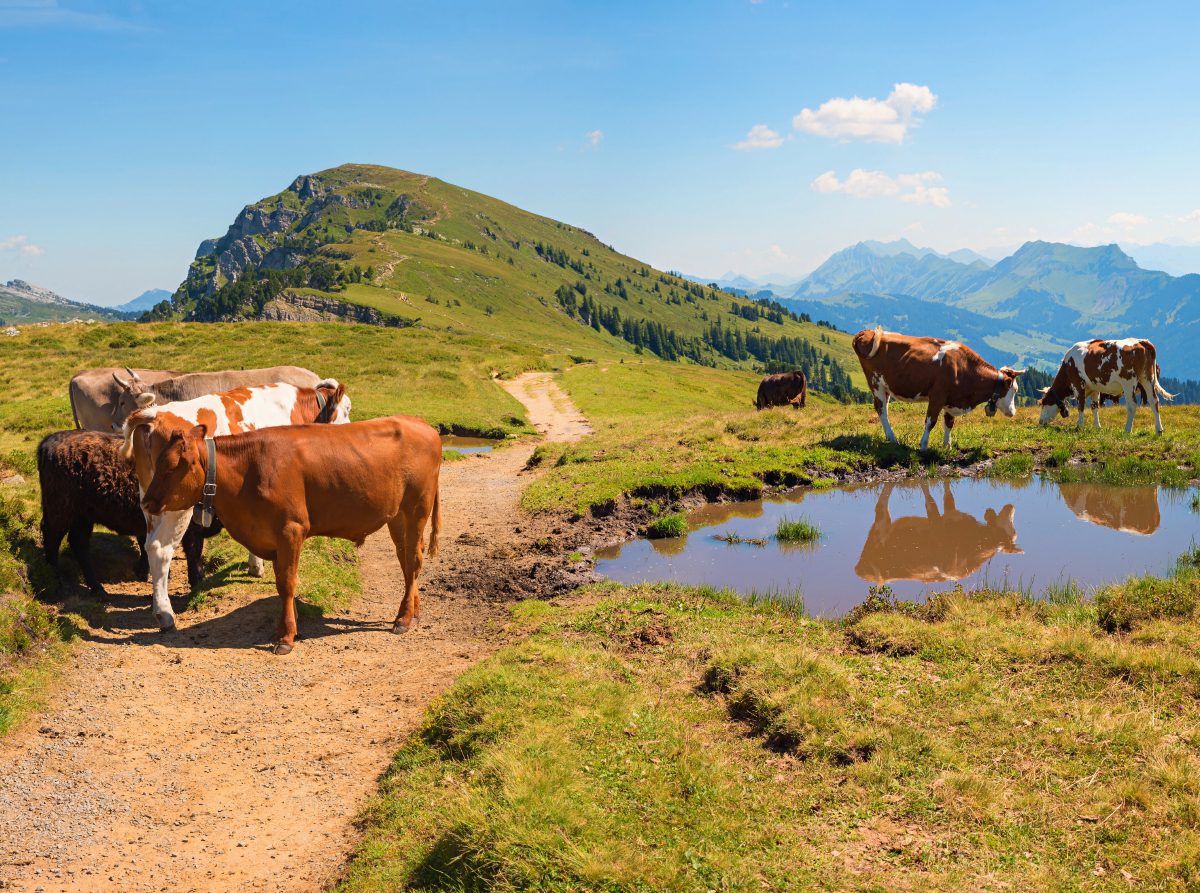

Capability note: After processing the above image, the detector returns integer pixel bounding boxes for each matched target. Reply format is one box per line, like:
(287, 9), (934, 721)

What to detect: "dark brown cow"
(139, 417), (441, 654)
(754, 370), (807, 410)
(855, 481), (1021, 583)
(852, 326), (1024, 450)
(1037, 339), (1172, 433)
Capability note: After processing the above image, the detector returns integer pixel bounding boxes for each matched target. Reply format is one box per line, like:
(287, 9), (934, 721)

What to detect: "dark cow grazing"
(755, 370), (807, 410)
(37, 430), (220, 597)
(109, 365), (320, 432)
(1038, 339), (1172, 433)
(69, 368), (182, 431)
(1058, 482), (1160, 536)
(855, 480), (1021, 583)
(139, 416), (441, 654)
(852, 325), (1025, 450)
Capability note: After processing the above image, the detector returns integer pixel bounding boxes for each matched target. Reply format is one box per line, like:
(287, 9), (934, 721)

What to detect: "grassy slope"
(343, 571), (1200, 892)
(183, 163), (865, 382)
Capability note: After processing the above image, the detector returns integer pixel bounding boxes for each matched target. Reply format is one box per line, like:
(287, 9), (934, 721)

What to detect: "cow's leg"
(67, 520), (106, 597)
(135, 535), (150, 582)
(144, 509), (193, 632)
(1076, 393), (1088, 431)
(919, 401), (944, 451)
(182, 524), (205, 589)
(1146, 377), (1165, 434)
(1123, 385), (1138, 433)
(271, 532), (303, 655)
(41, 518), (66, 578)
(876, 396), (897, 444)
(1091, 395), (1102, 430)
(389, 508), (429, 634)
(942, 411), (955, 448)
(247, 552), (265, 578)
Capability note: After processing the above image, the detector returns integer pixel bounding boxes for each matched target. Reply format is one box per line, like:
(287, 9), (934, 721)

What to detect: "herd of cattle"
(34, 331), (1171, 656)
(757, 329), (1174, 450)
(40, 365), (441, 655)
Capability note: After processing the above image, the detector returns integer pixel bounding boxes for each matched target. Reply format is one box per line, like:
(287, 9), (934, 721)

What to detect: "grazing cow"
(37, 430), (220, 597)
(1037, 339), (1173, 433)
(123, 381), (351, 630)
(852, 326), (1025, 450)
(110, 365), (320, 432)
(855, 480), (1021, 583)
(69, 368), (182, 431)
(755, 370), (807, 410)
(1058, 483), (1160, 535)
(139, 416), (442, 654)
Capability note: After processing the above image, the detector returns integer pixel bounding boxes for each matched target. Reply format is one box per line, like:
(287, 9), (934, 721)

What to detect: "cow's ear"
(334, 382), (346, 404)
(136, 392), (156, 408)
(188, 424), (209, 440)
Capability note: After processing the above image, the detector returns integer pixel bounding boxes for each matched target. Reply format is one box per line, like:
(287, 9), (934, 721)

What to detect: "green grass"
(645, 513), (687, 539)
(0, 593), (76, 736)
(774, 513), (821, 543)
(341, 578), (1200, 891)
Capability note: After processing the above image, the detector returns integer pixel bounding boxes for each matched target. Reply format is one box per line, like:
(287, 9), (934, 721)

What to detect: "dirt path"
(0, 434), (592, 892)
(499, 372), (593, 443)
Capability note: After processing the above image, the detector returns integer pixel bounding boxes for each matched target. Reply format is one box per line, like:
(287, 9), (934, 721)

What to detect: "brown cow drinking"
(755, 370), (807, 410)
(852, 325), (1024, 450)
(140, 416), (442, 654)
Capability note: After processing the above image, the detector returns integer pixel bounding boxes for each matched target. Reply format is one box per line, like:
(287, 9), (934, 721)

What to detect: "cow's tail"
(68, 379), (82, 429)
(1152, 363), (1175, 401)
(853, 325), (884, 359)
(427, 486), (441, 558)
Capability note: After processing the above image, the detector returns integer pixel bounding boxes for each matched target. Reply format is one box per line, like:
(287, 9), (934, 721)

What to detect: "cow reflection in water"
(1058, 483), (1160, 535)
(856, 481), (1022, 583)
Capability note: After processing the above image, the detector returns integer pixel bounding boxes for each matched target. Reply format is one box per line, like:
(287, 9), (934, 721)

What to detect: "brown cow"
(855, 480), (1021, 583)
(852, 326), (1024, 450)
(139, 417), (441, 654)
(1037, 339), (1172, 433)
(754, 370), (807, 410)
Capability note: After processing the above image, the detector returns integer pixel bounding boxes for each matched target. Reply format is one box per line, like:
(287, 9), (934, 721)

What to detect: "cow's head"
(140, 424), (208, 516)
(988, 366), (1025, 418)
(110, 367), (156, 432)
(315, 378), (352, 424)
(1036, 386), (1070, 425)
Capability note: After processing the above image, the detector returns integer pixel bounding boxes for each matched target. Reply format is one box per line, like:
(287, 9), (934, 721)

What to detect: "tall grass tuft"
(775, 514), (821, 544)
(743, 585), (807, 616)
(646, 513), (687, 539)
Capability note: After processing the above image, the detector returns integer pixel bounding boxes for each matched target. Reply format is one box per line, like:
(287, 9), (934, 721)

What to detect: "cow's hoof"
(272, 641), (293, 656)
(159, 622), (176, 634)
(391, 621), (409, 635)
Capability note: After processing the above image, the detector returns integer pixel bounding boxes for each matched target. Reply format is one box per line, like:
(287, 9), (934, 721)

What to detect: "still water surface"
(594, 479), (1199, 617)
(440, 435), (499, 454)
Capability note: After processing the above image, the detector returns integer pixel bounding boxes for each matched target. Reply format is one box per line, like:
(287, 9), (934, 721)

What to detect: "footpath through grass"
(524, 360), (1200, 513)
(343, 559), (1200, 892)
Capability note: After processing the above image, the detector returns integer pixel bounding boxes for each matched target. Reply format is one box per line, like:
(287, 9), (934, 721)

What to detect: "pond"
(440, 435), (500, 454)
(594, 478), (1200, 617)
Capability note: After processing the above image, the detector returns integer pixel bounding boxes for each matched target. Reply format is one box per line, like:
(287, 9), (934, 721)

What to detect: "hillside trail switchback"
(0, 379), (594, 892)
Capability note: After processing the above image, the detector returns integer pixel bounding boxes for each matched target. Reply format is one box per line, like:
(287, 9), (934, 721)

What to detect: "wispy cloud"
(733, 124), (783, 150)
(1178, 210), (1200, 223)
(1107, 212), (1149, 230)
(0, 0), (143, 30)
(0, 234), (43, 256)
(811, 169), (950, 207)
(794, 83), (937, 144)
(585, 130), (603, 145)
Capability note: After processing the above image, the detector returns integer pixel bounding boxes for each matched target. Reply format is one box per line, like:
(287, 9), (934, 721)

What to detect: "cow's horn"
(126, 367), (142, 383)
(113, 372), (131, 391)
(1036, 387), (1049, 395)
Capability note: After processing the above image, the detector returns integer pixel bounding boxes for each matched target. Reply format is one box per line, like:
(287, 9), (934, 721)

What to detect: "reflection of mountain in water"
(855, 481), (1022, 583)
(1058, 483), (1160, 535)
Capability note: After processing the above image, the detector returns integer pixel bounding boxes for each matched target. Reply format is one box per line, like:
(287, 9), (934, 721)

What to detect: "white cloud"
(1107, 212), (1149, 230)
(811, 168), (950, 207)
(21, 244), (44, 256)
(793, 83), (937, 144)
(585, 130), (603, 146)
(1178, 210), (1200, 223)
(0, 235), (29, 250)
(733, 124), (783, 150)
(902, 222), (925, 234)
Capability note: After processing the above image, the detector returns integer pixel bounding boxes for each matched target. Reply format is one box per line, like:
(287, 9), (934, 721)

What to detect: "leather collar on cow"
(194, 437), (218, 528)
(984, 373), (1010, 418)
(1045, 386), (1070, 419)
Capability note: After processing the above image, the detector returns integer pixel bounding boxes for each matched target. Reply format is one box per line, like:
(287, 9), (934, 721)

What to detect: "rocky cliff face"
(0, 279), (72, 306)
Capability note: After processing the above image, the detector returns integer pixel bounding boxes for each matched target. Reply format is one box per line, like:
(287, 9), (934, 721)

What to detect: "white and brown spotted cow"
(1037, 339), (1173, 434)
(121, 381), (351, 631)
(852, 326), (1024, 450)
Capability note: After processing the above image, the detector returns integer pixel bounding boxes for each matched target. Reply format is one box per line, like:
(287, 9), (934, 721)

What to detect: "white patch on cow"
(919, 415), (935, 450)
(1038, 403), (1059, 425)
(995, 381), (1019, 417)
(944, 405), (972, 417)
(143, 507), (192, 630)
(933, 341), (960, 363)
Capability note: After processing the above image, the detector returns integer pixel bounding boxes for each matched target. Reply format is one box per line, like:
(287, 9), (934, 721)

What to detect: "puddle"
(594, 479), (1199, 617)
(440, 435), (500, 454)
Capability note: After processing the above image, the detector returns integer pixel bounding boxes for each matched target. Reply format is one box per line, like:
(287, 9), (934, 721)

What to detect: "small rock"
(1, 474), (23, 485)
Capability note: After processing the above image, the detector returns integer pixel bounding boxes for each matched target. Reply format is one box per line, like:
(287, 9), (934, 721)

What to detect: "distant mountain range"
(766, 239), (1200, 379)
(0, 279), (133, 325)
(1119, 243), (1200, 278)
(112, 288), (172, 313)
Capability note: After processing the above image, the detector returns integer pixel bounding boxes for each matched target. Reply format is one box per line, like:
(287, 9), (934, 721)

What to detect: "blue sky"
(3, 0), (1199, 304)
